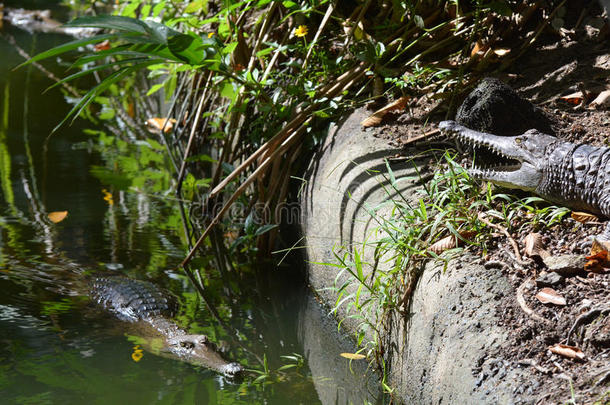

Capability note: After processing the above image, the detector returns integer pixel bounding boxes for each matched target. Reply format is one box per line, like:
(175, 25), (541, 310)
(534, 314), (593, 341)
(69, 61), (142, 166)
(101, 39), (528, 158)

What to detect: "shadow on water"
(0, 4), (383, 404)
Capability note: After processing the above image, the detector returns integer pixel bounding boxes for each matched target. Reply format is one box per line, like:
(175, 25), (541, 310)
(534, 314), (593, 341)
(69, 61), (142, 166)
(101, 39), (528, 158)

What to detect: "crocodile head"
(168, 334), (244, 378)
(439, 120), (557, 191)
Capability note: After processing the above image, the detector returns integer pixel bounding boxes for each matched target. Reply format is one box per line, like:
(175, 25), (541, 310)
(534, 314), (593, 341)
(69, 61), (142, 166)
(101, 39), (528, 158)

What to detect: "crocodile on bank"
(439, 120), (610, 232)
(90, 276), (244, 378)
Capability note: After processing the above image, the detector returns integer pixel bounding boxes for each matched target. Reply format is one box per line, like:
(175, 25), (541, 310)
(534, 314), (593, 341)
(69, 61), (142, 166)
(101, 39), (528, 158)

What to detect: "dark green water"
(0, 2), (380, 405)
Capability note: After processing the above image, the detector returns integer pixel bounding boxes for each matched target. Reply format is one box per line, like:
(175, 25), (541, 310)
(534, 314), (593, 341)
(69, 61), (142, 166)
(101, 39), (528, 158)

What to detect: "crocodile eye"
(181, 341), (195, 349)
(515, 138), (522, 144)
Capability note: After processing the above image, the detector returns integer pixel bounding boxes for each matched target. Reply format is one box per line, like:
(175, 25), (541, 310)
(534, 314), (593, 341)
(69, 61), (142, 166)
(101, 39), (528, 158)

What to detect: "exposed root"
(478, 213), (530, 267)
(566, 305), (610, 345)
(516, 277), (552, 325)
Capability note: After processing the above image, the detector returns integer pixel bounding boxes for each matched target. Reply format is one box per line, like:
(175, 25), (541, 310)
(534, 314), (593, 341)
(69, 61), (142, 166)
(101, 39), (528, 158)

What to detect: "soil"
(371, 8), (610, 405)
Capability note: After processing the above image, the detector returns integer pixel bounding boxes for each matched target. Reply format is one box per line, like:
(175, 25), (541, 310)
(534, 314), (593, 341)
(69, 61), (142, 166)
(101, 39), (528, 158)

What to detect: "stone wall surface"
(300, 108), (535, 404)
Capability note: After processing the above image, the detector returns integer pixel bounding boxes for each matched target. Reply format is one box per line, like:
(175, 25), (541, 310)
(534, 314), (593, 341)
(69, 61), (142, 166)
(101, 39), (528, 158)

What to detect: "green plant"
(326, 152), (572, 375)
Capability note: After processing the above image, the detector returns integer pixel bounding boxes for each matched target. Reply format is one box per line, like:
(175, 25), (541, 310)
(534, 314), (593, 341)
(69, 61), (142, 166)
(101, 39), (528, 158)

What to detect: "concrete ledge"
(300, 108), (534, 404)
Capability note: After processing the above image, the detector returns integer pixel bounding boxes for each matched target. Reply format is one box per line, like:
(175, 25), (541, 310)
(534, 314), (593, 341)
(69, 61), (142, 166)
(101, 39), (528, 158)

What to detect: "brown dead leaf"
(361, 96), (410, 127)
(557, 91), (584, 106)
(535, 287), (566, 306)
(584, 249), (609, 273)
(470, 41), (485, 58)
(589, 89), (610, 109)
(428, 230), (476, 255)
(340, 352), (366, 360)
(591, 238), (610, 255)
(94, 40), (111, 52)
(146, 117), (176, 134)
(548, 344), (585, 360)
(523, 232), (550, 259)
(48, 211), (68, 223)
(571, 211), (599, 223)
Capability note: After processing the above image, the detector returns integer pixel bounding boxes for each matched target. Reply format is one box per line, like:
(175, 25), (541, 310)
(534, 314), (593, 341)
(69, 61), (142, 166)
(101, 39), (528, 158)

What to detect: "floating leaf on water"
(548, 343), (585, 360)
(146, 117), (176, 133)
(523, 232), (549, 259)
(571, 211), (598, 223)
(102, 188), (114, 205)
(361, 96), (410, 128)
(340, 352), (366, 360)
(535, 287), (566, 306)
(48, 211), (68, 223)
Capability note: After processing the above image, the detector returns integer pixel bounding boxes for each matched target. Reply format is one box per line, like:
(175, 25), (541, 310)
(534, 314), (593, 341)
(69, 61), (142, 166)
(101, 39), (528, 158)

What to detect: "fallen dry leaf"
(523, 232), (550, 259)
(470, 41), (486, 58)
(591, 238), (610, 255)
(571, 211), (599, 223)
(48, 211), (68, 223)
(584, 250), (609, 273)
(428, 230), (476, 255)
(585, 239), (610, 273)
(340, 352), (366, 360)
(535, 287), (566, 306)
(549, 344), (585, 360)
(557, 91), (584, 106)
(589, 89), (610, 109)
(146, 117), (176, 133)
(361, 96), (410, 127)
(493, 48), (510, 56)
(94, 40), (111, 52)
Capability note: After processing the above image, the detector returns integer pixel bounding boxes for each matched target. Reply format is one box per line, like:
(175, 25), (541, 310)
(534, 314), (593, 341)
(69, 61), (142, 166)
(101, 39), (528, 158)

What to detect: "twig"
(478, 212), (528, 266)
(566, 305), (610, 345)
(516, 277), (552, 325)
(303, 2), (334, 69)
(3, 33), (80, 98)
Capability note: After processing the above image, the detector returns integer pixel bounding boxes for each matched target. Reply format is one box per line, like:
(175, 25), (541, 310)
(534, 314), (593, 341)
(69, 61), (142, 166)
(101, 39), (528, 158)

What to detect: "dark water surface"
(0, 2), (380, 404)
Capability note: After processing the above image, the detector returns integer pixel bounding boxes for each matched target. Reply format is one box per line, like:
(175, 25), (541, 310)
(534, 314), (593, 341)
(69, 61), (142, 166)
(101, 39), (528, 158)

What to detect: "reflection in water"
(299, 295), (382, 405)
(0, 4), (383, 405)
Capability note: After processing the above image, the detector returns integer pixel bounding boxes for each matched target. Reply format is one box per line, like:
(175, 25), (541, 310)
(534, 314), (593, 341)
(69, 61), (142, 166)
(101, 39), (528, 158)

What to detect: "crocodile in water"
(90, 276), (244, 378)
(439, 120), (610, 219)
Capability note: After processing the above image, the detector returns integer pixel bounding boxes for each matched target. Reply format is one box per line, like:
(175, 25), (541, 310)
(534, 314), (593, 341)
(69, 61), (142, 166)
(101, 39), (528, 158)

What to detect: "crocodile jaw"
(439, 121), (556, 192)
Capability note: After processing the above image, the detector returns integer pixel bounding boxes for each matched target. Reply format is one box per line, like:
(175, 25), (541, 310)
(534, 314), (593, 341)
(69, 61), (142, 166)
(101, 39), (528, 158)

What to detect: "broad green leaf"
(46, 57), (156, 92)
(65, 15), (150, 34)
(146, 82), (165, 96)
(167, 33), (206, 64)
(152, 1), (166, 18)
(254, 224), (277, 236)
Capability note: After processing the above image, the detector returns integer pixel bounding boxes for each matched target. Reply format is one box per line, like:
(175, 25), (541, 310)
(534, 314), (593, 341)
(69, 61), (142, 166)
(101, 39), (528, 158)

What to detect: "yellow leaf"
(102, 189), (114, 206)
(146, 117), (176, 134)
(48, 211), (68, 223)
(340, 352), (366, 360)
(132, 345), (144, 362)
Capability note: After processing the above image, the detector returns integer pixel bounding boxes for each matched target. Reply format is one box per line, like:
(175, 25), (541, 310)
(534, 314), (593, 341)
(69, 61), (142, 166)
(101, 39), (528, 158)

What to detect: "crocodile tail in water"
(90, 277), (178, 322)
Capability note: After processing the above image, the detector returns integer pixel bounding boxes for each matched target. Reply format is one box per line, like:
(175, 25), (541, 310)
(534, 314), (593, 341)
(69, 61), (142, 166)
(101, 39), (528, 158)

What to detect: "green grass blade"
(65, 15), (150, 34)
(53, 60), (160, 132)
(13, 33), (119, 70)
(44, 57), (161, 92)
